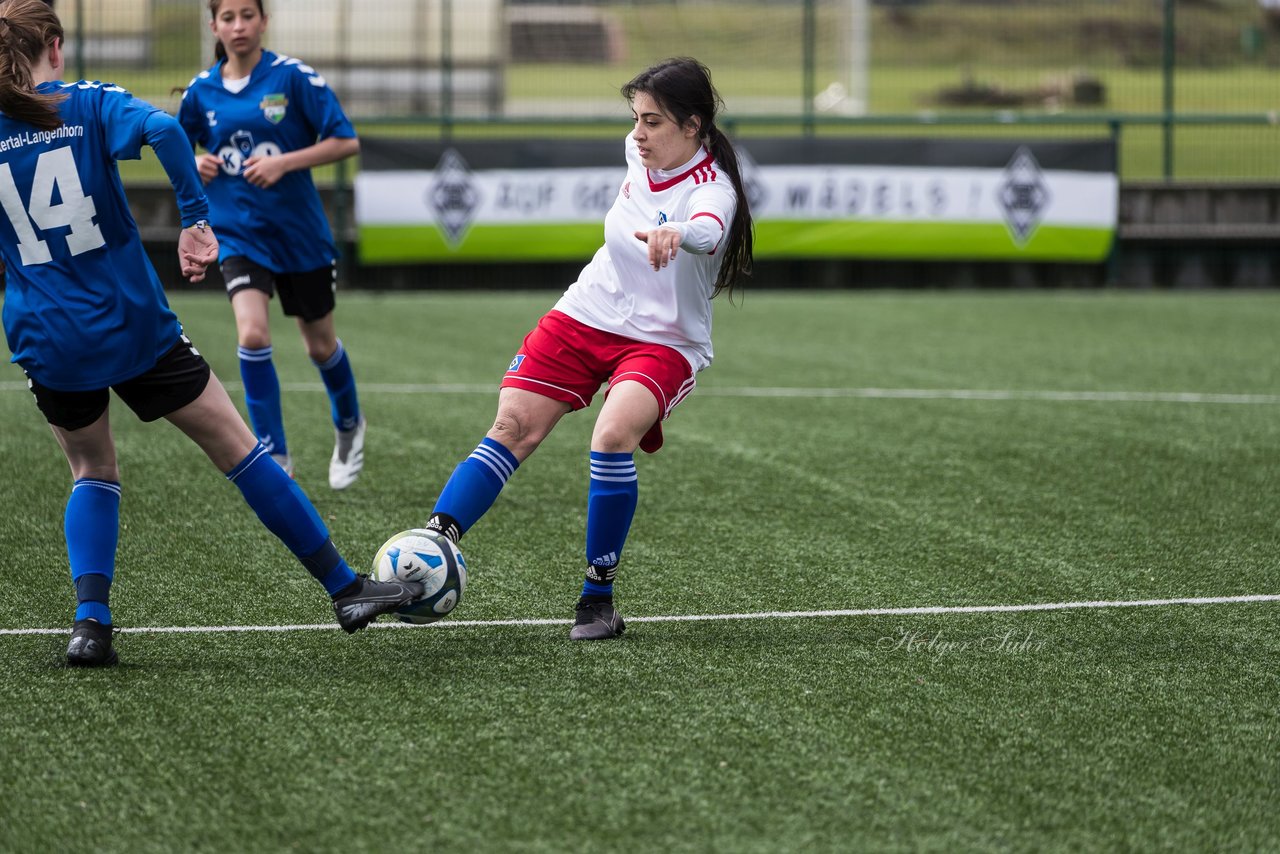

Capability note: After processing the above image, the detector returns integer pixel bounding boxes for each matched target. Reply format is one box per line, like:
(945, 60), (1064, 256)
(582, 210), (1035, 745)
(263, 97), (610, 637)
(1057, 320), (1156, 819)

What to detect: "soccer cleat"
(329, 417), (366, 490)
(271, 452), (295, 478)
(332, 574), (425, 634)
(66, 619), (119, 667)
(569, 598), (626, 641)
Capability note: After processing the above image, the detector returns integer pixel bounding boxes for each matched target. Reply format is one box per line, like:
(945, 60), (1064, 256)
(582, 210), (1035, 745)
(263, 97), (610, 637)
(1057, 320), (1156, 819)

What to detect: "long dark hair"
(0, 0), (66, 131)
(622, 57), (753, 300)
(210, 0), (265, 63)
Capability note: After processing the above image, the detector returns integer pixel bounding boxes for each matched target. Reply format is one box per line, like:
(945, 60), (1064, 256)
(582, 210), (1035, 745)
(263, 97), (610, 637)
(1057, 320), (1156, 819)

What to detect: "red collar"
(648, 150), (715, 192)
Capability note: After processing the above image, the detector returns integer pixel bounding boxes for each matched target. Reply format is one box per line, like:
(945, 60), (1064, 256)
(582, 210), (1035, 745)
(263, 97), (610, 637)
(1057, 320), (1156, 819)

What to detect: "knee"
(305, 340), (338, 364)
(591, 417), (646, 454)
(237, 324), (272, 351)
(487, 413), (546, 460)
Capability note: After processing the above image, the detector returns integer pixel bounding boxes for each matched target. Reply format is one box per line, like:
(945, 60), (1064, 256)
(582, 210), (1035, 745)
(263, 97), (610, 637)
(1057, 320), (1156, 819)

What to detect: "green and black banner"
(355, 137), (1117, 264)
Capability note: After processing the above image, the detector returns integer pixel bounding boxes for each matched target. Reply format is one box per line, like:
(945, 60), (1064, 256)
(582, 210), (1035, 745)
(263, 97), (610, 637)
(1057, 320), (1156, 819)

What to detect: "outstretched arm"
(633, 215), (727, 271)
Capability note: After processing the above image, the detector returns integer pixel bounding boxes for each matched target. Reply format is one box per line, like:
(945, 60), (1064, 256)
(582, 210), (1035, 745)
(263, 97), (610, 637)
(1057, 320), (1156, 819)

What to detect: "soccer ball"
(371, 529), (467, 624)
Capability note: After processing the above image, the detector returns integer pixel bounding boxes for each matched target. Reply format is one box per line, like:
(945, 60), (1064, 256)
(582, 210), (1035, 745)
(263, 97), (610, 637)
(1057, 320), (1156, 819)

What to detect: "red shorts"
(501, 310), (696, 453)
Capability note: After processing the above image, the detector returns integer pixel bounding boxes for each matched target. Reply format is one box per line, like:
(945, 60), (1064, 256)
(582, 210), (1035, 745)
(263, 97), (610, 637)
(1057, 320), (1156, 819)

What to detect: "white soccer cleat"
(329, 416), (366, 490)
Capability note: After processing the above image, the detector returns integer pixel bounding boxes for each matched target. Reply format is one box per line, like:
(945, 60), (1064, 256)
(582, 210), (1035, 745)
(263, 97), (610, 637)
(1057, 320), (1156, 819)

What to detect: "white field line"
(6, 381), (1279, 404)
(3, 594), (1277, 637)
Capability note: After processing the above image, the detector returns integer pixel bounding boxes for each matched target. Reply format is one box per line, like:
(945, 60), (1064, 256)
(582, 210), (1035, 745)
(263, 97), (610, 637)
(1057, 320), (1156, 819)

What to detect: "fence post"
(335, 158), (351, 287)
(1162, 0), (1175, 180)
(803, 0), (816, 136)
(442, 0), (454, 135)
(74, 0), (85, 81)
(1105, 119), (1123, 286)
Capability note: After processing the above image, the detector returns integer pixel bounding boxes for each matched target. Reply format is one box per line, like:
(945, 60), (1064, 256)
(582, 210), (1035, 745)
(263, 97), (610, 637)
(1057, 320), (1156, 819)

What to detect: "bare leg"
(163, 373), (259, 472)
(231, 288), (273, 350)
(296, 311), (338, 363)
(487, 387), (572, 462)
(591, 380), (660, 454)
(50, 409), (119, 482)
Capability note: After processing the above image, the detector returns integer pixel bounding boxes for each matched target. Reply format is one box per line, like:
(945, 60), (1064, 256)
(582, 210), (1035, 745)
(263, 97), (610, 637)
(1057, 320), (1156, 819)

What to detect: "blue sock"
(428, 437), (519, 541)
(226, 444), (357, 595)
(65, 479), (120, 625)
(315, 338), (361, 432)
(239, 345), (288, 457)
(582, 452), (638, 599)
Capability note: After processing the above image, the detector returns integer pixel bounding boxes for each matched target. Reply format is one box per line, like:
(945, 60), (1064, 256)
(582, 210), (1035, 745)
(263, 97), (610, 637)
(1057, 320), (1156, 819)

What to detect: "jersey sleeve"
(671, 180), (737, 254)
(176, 79), (208, 150)
(95, 84), (166, 162)
(143, 112), (209, 227)
(291, 63), (356, 141)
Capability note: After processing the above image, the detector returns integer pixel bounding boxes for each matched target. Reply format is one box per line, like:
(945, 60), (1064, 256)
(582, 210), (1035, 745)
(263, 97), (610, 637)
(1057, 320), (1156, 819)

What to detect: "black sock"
(425, 512), (462, 544)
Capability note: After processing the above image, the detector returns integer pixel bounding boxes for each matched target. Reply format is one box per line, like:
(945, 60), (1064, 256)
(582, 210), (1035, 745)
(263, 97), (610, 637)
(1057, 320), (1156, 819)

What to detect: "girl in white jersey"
(423, 58), (754, 640)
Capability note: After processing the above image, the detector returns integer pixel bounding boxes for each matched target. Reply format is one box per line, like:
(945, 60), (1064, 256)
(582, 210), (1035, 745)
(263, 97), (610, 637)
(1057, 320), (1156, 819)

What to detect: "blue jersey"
(0, 82), (191, 391)
(177, 51), (355, 273)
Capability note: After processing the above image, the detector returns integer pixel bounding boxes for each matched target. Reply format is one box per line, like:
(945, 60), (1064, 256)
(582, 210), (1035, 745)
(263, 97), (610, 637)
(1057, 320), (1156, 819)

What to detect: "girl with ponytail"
(420, 57), (755, 641)
(0, 0), (423, 667)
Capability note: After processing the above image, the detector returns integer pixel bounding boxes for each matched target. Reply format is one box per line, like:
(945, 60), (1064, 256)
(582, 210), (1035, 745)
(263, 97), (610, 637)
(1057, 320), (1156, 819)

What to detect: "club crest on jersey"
(232, 129), (254, 158)
(656, 210), (668, 227)
(507, 354), (525, 373)
(259, 93), (288, 124)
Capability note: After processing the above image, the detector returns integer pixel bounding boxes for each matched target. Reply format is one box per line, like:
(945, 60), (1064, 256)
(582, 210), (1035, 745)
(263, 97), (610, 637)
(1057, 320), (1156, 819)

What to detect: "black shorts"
(220, 255), (337, 322)
(28, 336), (212, 431)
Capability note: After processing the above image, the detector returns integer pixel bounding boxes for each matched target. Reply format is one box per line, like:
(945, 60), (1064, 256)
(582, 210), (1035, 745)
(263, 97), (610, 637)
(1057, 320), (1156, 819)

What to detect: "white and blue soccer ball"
(371, 529), (467, 624)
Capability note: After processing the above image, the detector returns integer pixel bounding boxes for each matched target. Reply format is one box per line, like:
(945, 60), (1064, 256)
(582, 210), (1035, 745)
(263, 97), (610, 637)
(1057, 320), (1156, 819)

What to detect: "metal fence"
(58, 0), (1280, 180)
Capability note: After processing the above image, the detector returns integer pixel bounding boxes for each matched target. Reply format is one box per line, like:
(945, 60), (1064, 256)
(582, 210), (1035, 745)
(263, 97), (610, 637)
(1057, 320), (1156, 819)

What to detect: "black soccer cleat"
(333, 575), (426, 634)
(570, 598), (626, 641)
(66, 619), (119, 667)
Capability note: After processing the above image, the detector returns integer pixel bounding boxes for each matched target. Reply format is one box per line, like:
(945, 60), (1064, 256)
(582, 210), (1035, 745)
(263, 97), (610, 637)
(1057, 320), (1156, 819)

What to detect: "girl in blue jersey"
(0, 0), (422, 666)
(178, 0), (366, 491)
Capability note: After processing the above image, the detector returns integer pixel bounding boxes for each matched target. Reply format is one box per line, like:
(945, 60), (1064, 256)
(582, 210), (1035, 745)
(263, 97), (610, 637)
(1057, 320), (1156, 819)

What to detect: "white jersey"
(554, 134), (738, 372)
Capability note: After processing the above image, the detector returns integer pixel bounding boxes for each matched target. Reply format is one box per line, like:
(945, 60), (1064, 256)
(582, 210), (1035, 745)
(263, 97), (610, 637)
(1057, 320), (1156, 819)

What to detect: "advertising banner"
(355, 137), (1117, 264)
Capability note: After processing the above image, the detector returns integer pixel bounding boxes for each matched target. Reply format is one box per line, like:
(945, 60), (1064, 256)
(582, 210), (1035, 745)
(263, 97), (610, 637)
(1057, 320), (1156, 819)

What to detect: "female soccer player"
(0, 0), (422, 666)
(178, 0), (366, 489)
(423, 57), (755, 640)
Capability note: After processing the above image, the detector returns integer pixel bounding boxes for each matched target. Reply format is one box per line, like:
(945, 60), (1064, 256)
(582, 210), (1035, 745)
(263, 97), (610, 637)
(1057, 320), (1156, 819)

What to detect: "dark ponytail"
(623, 57), (754, 301)
(0, 0), (67, 132)
(701, 122), (753, 301)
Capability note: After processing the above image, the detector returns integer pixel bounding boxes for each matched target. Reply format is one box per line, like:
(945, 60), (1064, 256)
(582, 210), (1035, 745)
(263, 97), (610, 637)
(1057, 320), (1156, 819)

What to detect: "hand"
(178, 223), (219, 282)
(242, 154), (289, 188)
(634, 226), (682, 271)
(195, 153), (221, 185)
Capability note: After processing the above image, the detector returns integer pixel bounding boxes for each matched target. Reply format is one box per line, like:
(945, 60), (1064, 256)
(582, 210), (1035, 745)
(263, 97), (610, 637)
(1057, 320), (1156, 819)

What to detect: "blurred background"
(57, 0), (1280, 286)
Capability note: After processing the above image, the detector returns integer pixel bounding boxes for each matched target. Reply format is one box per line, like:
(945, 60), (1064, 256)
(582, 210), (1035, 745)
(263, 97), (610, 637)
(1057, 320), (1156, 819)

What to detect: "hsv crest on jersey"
(507, 354), (525, 373)
(259, 93), (288, 124)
